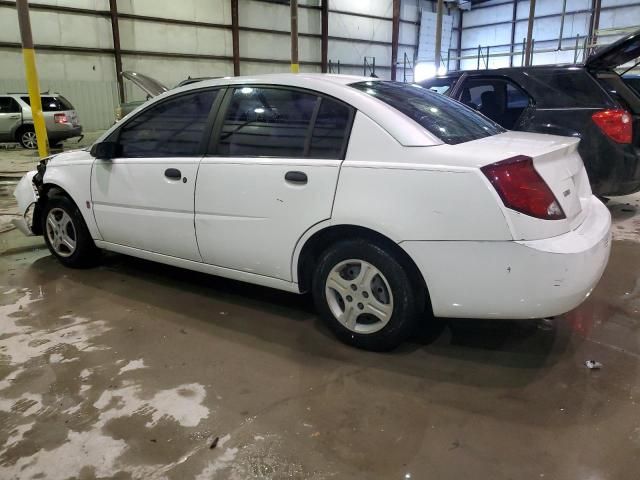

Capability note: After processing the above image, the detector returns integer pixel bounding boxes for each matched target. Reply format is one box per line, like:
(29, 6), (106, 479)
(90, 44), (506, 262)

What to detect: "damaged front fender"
(12, 171), (39, 236)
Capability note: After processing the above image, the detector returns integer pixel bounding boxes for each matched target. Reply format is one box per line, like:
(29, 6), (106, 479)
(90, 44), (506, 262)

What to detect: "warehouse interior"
(1, 0), (640, 478)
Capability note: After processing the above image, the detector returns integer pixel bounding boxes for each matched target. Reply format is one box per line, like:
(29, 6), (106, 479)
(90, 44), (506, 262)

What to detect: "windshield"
(350, 81), (504, 145)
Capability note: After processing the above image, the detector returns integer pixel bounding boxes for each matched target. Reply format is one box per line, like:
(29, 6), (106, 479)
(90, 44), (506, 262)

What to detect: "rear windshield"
(351, 81), (504, 145)
(20, 95), (74, 111)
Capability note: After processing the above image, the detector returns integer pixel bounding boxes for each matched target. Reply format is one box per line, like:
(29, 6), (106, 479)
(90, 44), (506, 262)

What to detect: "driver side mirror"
(90, 141), (120, 160)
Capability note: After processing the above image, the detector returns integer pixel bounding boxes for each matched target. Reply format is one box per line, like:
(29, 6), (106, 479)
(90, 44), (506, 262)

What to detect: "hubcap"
(22, 131), (37, 149)
(45, 208), (77, 257)
(325, 259), (394, 334)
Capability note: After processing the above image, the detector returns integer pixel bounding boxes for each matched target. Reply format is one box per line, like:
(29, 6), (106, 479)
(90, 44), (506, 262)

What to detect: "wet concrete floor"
(0, 217), (639, 479)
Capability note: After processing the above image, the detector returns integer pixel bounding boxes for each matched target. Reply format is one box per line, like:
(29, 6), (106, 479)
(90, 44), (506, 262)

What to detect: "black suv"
(421, 29), (640, 196)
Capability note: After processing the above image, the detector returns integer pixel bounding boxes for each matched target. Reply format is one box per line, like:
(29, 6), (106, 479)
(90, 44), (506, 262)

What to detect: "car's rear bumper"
(401, 196), (612, 319)
(48, 126), (82, 142)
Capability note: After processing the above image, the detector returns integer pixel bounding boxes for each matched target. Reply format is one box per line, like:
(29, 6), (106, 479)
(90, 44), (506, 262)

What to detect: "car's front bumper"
(401, 196), (612, 319)
(12, 171), (38, 236)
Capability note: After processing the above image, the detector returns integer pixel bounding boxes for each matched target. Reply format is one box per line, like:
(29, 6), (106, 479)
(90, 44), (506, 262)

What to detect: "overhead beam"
(391, 0), (400, 80)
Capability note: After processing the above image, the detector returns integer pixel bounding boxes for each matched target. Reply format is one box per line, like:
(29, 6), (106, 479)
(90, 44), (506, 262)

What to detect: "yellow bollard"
(16, 0), (49, 158)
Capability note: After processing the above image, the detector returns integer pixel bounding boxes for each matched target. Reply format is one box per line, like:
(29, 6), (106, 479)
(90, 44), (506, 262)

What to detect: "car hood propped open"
(122, 71), (169, 97)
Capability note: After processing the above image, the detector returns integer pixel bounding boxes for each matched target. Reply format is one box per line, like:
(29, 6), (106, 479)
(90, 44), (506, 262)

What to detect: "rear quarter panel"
(331, 112), (512, 242)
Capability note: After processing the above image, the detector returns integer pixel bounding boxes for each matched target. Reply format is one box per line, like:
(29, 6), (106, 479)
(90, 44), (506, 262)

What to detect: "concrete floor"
(1, 149), (640, 479)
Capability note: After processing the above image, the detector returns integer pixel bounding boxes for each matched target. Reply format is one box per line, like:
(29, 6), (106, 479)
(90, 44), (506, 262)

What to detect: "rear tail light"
(591, 109), (632, 144)
(54, 113), (69, 124)
(481, 155), (565, 220)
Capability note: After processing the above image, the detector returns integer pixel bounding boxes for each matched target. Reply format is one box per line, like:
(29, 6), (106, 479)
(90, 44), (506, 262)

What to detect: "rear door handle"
(285, 171), (307, 184)
(9, 115), (20, 119)
(164, 168), (182, 180)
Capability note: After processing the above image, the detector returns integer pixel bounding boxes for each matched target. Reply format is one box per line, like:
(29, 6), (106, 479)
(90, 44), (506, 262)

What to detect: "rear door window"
(214, 87), (354, 159)
(351, 81), (504, 145)
(308, 98), (352, 159)
(20, 96), (74, 111)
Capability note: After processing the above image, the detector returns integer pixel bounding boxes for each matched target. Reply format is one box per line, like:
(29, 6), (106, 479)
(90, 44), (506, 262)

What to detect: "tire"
(312, 239), (421, 351)
(41, 195), (99, 268)
(17, 126), (37, 149)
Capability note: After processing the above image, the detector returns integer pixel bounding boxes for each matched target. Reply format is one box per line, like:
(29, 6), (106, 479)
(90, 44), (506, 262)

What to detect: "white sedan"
(13, 74), (611, 350)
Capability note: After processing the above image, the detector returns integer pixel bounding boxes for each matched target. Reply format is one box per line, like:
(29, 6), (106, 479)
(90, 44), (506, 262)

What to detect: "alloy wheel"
(21, 130), (37, 149)
(45, 208), (77, 257)
(325, 259), (394, 334)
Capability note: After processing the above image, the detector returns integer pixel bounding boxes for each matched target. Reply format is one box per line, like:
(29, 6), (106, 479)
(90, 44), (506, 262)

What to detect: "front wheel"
(42, 195), (98, 268)
(312, 239), (421, 351)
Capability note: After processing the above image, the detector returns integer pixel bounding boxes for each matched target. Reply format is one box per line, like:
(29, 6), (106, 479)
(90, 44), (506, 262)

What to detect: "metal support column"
(108, 0), (124, 104)
(456, 9), (463, 71)
(321, 0), (328, 73)
(435, 0), (444, 71)
(290, 0), (299, 73)
(15, 0), (48, 157)
(391, 0), (400, 80)
(524, 0), (536, 66)
(231, 0), (240, 75)
(509, 0), (517, 67)
(589, 0), (602, 52)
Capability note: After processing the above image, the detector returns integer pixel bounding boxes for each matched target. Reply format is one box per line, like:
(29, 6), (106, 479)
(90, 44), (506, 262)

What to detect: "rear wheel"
(312, 239), (421, 351)
(42, 195), (98, 268)
(17, 126), (37, 149)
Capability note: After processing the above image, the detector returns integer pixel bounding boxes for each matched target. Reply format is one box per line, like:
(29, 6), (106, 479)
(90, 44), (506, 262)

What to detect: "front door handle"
(9, 115), (20, 119)
(164, 168), (182, 180)
(285, 171), (307, 184)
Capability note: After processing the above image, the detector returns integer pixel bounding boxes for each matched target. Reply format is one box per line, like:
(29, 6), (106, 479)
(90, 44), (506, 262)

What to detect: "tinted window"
(351, 81), (504, 145)
(0, 97), (20, 113)
(118, 89), (217, 157)
(527, 70), (609, 108)
(20, 96), (74, 111)
(309, 99), (352, 159)
(218, 87), (318, 158)
(459, 78), (531, 129)
(507, 83), (530, 108)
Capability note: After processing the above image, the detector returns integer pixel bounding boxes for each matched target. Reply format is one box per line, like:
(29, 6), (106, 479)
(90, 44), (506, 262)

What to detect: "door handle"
(164, 168), (182, 180)
(9, 115), (20, 119)
(285, 171), (307, 184)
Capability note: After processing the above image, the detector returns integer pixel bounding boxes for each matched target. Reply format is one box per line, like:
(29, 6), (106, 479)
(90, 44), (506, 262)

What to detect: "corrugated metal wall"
(0, 79), (119, 132)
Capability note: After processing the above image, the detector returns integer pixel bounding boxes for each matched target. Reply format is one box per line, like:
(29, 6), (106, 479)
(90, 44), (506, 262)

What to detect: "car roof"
(105, 73), (443, 147)
(429, 64), (586, 81)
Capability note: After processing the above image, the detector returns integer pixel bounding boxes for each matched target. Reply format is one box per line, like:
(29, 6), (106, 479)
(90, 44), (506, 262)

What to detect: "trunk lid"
(585, 28), (640, 71)
(441, 131), (591, 240)
(122, 71), (169, 98)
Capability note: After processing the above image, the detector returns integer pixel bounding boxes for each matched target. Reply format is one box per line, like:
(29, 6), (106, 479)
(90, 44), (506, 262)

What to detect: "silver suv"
(0, 93), (82, 149)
